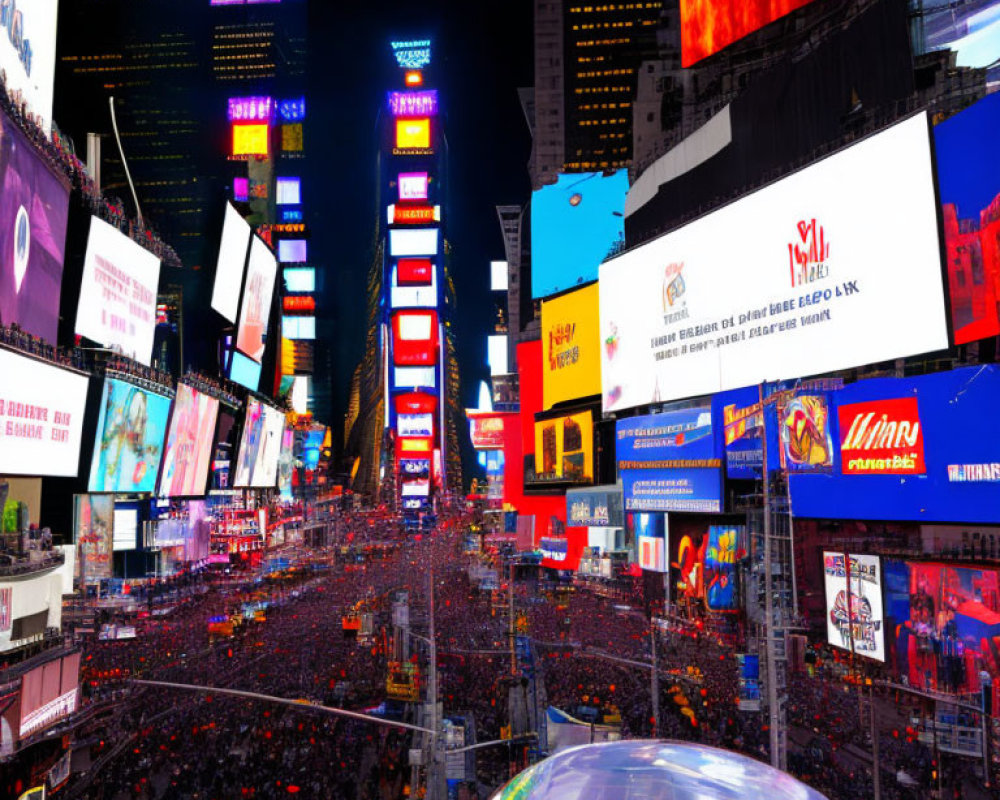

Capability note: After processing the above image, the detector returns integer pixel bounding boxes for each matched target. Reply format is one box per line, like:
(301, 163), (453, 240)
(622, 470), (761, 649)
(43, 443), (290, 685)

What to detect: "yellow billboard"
(541, 282), (601, 410)
(533, 410), (593, 483)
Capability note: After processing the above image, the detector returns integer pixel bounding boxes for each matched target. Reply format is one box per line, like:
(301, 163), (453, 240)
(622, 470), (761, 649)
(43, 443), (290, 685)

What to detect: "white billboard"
(0, 348), (88, 477)
(0, 0), (58, 134)
(211, 203), (251, 323)
(389, 228), (439, 257)
(391, 263), (437, 308)
(822, 552), (885, 662)
(76, 216), (162, 365)
(599, 113), (948, 412)
(236, 236), (278, 363)
(398, 413), (433, 437)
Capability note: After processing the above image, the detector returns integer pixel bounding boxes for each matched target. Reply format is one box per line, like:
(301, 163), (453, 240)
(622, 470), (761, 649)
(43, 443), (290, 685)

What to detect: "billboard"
(232, 399), (285, 488)
(531, 170), (627, 299)
(76, 216), (162, 365)
(617, 408), (722, 513)
(391, 260), (437, 308)
(89, 378), (172, 494)
(566, 485), (623, 528)
(737, 654), (761, 711)
(599, 113), (947, 413)
(398, 413), (433, 438)
(158, 384), (220, 497)
(0, 111), (70, 343)
(532, 410), (594, 483)
(395, 118), (431, 149)
(0, 0), (58, 133)
(232, 123), (269, 157)
(680, 0), (816, 67)
(670, 523), (747, 613)
(0, 349), (87, 477)
(392, 310), (439, 366)
(629, 512), (667, 572)
(789, 366), (1000, 523)
(74, 494), (113, 581)
(541, 282), (601, 409)
(935, 92), (1000, 344)
(778, 394), (834, 473)
(388, 91), (438, 117)
(211, 203), (251, 323)
(399, 172), (429, 201)
(822, 552), (885, 662)
(18, 652), (80, 740)
(277, 428), (295, 501)
(389, 228), (439, 258)
(236, 236), (278, 363)
(469, 413), (505, 450)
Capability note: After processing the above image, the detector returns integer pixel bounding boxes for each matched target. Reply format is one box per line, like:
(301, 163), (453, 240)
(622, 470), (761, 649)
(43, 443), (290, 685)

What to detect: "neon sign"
(388, 91), (438, 117)
(228, 96), (273, 122)
(278, 97), (306, 122)
(391, 39), (432, 70)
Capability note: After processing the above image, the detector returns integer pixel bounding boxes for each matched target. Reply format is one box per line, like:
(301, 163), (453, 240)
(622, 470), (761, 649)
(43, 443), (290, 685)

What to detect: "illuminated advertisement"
(616, 408), (722, 513)
(18, 653), (81, 740)
(211, 202), (251, 324)
(393, 366), (436, 390)
(567, 485), (623, 528)
(401, 459), (430, 479)
(277, 428), (295, 501)
(89, 378), (172, 494)
(397, 258), (433, 285)
(391, 260), (437, 308)
(398, 413), (433, 438)
(737, 655), (761, 711)
(541, 282), (601, 409)
(391, 39), (432, 69)
(790, 366), (1000, 522)
(540, 529), (587, 571)
(74, 494), (113, 581)
(823, 552), (885, 662)
(469, 413), (505, 450)
(281, 123), (303, 153)
(0, 0), (58, 132)
(680, 0), (815, 67)
(396, 392), (437, 415)
(532, 410), (593, 483)
(278, 238), (307, 263)
(76, 216), (162, 366)
(395, 118), (430, 150)
(388, 90), (438, 117)
(158, 384), (220, 497)
(232, 123), (269, 157)
(0, 349), (87, 477)
(233, 398), (285, 488)
(670, 523), (746, 613)
(488, 335), (508, 376)
(886, 559), (1000, 692)
(278, 97), (306, 121)
(401, 479), (430, 497)
(236, 236), (278, 362)
(389, 228), (438, 257)
(531, 170), (627, 299)
(399, 172), (429, 201)
(276, 177), (301, 205)
(778, 394), (834, 473)
(600, 113), (947, 412)
(227, 96), (273, 122)
(629, 512), (666, 572)
(935, 92), (1000, 344)
(391, 205), (438, 225)
(392, 310), (439, 366)
(229, 350), (262, 392)
(0, 111), (70, 343)
(284, 267), (315, 293)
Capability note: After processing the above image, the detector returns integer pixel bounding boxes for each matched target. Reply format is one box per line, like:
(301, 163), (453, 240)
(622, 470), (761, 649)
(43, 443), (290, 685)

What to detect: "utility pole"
(510, 559), (516, 676)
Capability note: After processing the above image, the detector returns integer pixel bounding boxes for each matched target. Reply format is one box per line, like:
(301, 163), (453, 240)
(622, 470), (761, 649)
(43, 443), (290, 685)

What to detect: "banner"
(823, 552), (885, 662)
(74, 495), (114, 582)
(617, 408), (722, 512)
(0, 0), (59, 133)
(541, 283), (601, 409)
(600, 113), (947, 413)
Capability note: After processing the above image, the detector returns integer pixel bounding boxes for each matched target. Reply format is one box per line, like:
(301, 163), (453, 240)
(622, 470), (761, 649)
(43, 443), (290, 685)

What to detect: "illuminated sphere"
(568, 193), (582, 206)
(489, 741), (829, 800)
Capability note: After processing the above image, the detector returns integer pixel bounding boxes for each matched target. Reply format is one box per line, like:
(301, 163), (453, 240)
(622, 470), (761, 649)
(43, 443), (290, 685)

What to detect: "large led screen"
(76, 216), (162, 366)
(935, 92), (1000, 344)
(236, 236), (278, 363)
(0, 0), (58, 132)
(158, 384), (221, 497)
(389, 228), (439, 258)
(541, 282), (601, 409)
(531, 171), (627, 299)
(600, 113), (947, 413)
(0, 349), (88, 477)
(918, 1), (1000, 71)
(88, 378), (172, 494)
(0, 113), (71, 343)
(233, 399), (285, 488)
(669, 521), (747, 614)
(532, 410), (593, 483)
(822, 552), (885, 662)
(680, 0), (816, 67)
(391, 262), (437, 308)
(211, 203), (252, 323)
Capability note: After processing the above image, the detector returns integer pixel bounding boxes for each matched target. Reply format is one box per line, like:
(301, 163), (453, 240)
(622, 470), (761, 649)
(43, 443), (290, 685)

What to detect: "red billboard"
(469, 413), (508, 450)
(392, 310), (439, 366)
(18, 652), (80, 740)
(838, 397), (925, 476)
(680, 0), (816, 67)
(397, 258), (433, 285)
(395, 393), (437, 415)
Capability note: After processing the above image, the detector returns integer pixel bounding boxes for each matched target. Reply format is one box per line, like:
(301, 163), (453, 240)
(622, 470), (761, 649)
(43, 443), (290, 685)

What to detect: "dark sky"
(304, 1), (534, 450)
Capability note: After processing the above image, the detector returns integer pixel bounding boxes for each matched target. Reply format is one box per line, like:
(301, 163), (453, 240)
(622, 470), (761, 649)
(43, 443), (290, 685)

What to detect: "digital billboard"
(541, 282), (601, 409)
(567, 485), (623, 528)
(822, 552), (885, 662)
(600, 113), (947, 413)
(670, 522), (747, 613)
(74, 494), (113, 581)
(278, 238), (307, 263)
(395, 118), (431, 150)
(531, 170), (627, 299)
(399, 172), (429, 201)
(631, 512), (667, 572)
(89, 378), (172, 494)
(389, 228), (439, 258)
(276, 177), (301, 205)
(277, 428), (295, 501)
(76, 216), (162, 365)
(229, 350), (262, 392)
(935, 92), (1000, 344)
(398, 414), (433, 438)
(391, 261), (437, 308)
(393, 366), (436, 390)
(388, 91), (438, 117)
(617, 408), (722, 513)
(532, 410), (593, 483)
(284, 267), (315, 293)
(236, 236), (278, 363)
(680, 0), (816, 67)
(789, 365), (1000, 523)
(469, 413), (505, 450)
(211, 203), (251, 323)
(233, 399), (285, 488)
(0, 111), (70, 344)
(232, 123), (269, 157)
(0, 349), (88, 477)
(392, 310), (439, 366)
(158, 384), (220, 498)
(0, 0), (58, 133)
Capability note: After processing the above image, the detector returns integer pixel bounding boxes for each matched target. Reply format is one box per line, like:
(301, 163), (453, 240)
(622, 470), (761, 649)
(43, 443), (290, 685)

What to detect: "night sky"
(304, 1), (534, 452)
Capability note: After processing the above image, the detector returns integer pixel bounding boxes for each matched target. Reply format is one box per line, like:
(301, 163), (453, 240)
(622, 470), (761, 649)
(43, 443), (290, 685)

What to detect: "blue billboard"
(789, 366), (1000, 523)
(617, 408), (723, 512)
(530, 170), (627, 299)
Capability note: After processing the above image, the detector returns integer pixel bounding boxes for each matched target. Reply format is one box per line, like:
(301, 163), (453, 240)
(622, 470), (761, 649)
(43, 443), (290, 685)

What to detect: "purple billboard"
(0, 110), (71, 344)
